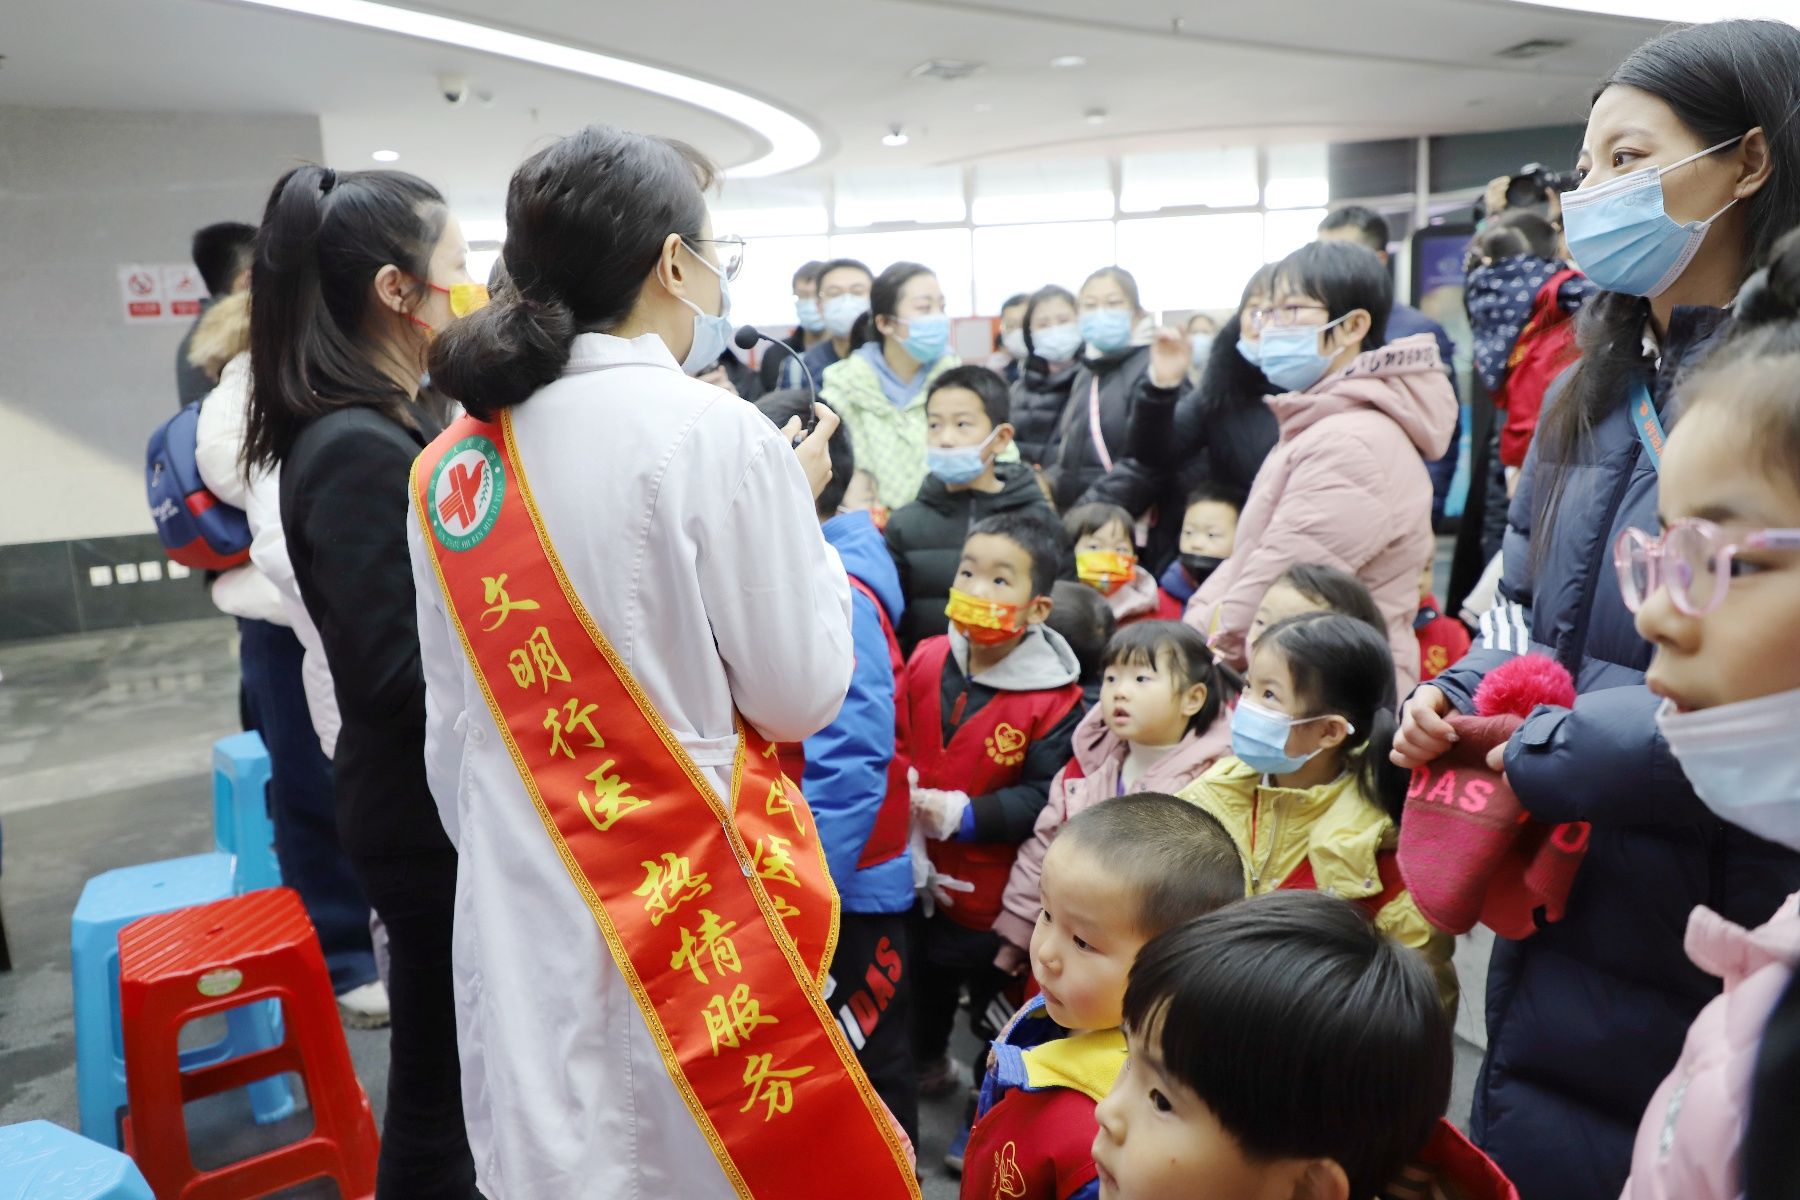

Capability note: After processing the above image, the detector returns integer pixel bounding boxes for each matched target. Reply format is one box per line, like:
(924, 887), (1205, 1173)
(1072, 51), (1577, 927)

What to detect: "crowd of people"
(162, 14), (1800, 1200)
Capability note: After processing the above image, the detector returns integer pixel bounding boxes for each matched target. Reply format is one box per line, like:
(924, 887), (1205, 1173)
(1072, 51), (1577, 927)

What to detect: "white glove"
(912, 785), (972, 841)
(910, 823), (975, 916)
(929, 871), (975, 912)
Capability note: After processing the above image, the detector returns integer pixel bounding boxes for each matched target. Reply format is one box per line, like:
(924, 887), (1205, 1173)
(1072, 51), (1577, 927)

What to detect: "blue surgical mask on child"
(1079, 309), (1134, 353)
(1560, 135), (1744, 299)
(677, 242), (733, 375)
(1230, 699), (1348, 777)
(1258, 312), (1352, 392)
(899, 313), (951, 365)
(926, 427), (1002, 486)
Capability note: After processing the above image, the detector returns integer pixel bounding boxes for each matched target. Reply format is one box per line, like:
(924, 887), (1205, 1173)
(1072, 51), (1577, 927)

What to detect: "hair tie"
(319, 167), (338, 195)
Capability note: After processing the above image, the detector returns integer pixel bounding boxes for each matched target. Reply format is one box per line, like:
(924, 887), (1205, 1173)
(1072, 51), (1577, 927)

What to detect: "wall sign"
(118, 263), (210, 324)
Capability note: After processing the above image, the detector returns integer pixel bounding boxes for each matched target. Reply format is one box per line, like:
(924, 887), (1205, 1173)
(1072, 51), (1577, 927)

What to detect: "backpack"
(145, 401), (251, 570)
(1494, 268), (1583, 469)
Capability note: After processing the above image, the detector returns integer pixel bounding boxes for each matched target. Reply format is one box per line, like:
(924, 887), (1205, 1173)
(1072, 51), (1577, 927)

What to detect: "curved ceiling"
(2, 0), (1677, 221)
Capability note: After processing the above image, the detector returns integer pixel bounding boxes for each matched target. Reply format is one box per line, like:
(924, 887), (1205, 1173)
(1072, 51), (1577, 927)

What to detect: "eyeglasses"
(687, 235), (746, 282)
(1248, 303), (1329, 331)
(1613, 518), (1800, 616)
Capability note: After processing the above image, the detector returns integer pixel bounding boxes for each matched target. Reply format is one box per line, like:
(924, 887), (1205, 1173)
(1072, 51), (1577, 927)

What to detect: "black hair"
(1257, 612), (1406, 819)
(1081, 266), (1143, 314)
(1048, 581), (1116, 685)
(928, 364), (1011, 426)
(191, 221), (258, 296)
(245, 166), (448, 471)
(427, 124), (716, 421)
(1536, 20), (1800, 562)
(1057, 793), (1242, 935)
(755, 390), (852, 517)
(1476, 210), (1560, 262)
(851, 261), (936, 350)
(1186, 311), (1219, 334)
(1102, 621), (1232, 735)
(1184, 482), (1246, 515)
(1062, 501), (1135, 547)
(968, 510), (1065, 599)
(1317, 205), (1391, 255)
(792, 259), (825, 289)
(1676, 225), (1800, 486)
(1000, 292), (1030, 313)
(1022, 284), (1080, 359)
(1124, 891), (1451, 1199)
(814, 258), (874, 295)
(1274, 563), (1386, 638)
(1172, 268), (1281, 504)
(1271, 241), (1393, 353)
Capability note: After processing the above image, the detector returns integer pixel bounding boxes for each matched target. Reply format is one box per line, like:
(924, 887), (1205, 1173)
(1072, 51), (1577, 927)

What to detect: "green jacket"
(821, 351), (961, 507)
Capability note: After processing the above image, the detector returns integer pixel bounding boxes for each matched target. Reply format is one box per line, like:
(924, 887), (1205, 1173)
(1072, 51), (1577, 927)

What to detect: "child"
(1186, 240), (1457, 697)
(1157, 486), (1241, 610)
(1047, 581), (1116, 711)
(1095, 891), (1516, 1200)
(1414, 564), (1472, 683)
(1246, 561), (1385, 648)
(887, 365), (1055, 655)
(1613, 239), (1800, 1200)
(1066, 502), (1181, 627)
(753, 392), (918, 1142)
(993, 622), (1236, 972)
(905, 510), (1087, 1164)
(842, 466), (889, 531)
(1177, 611), (1456, 1009)
(962, 794), (1243, 1200)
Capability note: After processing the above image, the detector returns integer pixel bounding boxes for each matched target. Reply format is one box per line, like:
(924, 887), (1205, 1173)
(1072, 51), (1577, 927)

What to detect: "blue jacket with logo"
(1430, 304), (1800, 1199)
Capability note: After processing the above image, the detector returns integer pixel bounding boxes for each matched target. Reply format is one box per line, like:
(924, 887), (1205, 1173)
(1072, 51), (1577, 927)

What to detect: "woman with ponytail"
(244, 164), (482, 1198)
(412, 126), (915, 1198)
(1392, 20), (1800, 1198)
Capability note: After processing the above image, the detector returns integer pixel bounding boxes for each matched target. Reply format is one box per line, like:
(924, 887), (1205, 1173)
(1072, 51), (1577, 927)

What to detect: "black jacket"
(1009, 357), (1081, 468)
(884, 462), (1053, 656)
(281, 403), (449, 857)
(1048, 344), (1186, 513)
(757, 329), (807, 394)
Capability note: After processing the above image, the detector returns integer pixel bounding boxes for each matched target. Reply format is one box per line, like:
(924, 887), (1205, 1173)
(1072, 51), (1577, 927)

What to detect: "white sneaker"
(338, 980), (391, 1029)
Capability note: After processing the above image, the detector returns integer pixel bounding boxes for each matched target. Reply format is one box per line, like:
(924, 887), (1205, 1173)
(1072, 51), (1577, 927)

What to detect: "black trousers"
(350, 848), (479, 1200)
(909, 907), (1019, 1099)
(827, 911), (919, 1145)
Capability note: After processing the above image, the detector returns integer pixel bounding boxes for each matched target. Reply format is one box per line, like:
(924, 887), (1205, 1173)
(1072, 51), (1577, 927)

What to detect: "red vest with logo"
(904, 636), (1084, 931)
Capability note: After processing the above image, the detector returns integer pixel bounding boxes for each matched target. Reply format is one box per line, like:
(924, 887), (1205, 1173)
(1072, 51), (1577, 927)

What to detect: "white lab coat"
(408, 332), (855, 1198)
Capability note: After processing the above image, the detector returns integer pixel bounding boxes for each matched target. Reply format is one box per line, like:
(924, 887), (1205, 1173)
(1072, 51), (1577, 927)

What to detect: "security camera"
(439, 73), (470, 106)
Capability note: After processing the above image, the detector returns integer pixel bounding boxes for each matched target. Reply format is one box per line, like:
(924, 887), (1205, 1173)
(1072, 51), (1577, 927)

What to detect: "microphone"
(735, 324), (820, 438)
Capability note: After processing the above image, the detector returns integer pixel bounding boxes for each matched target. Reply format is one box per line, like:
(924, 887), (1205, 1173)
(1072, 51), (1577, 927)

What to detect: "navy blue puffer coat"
(1429, 304), (1800, 1200)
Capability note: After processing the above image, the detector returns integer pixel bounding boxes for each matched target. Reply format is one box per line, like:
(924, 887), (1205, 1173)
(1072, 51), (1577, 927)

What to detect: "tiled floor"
(0, 615), (1479, 1198)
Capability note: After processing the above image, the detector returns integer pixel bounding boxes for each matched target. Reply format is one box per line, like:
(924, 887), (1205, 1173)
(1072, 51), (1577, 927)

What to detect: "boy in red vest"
(905, 509), (1087, 1173)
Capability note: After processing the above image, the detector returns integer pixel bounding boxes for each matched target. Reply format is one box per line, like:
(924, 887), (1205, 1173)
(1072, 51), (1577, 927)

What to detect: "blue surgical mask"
(900, 313), (951, 365)
(1230, 698), (1345, 776)
(678, 242), (733, 376)
(1259, 313), (1351, 393)
(1032, 322), (1083, 364)
(1189, 332), (1215, 367)
(796, 296), (825, 334)
(1560, 135), (1744, 299)
(822, 293), (870, 338)
(1237, 335), (1263, 366)
(1658, 690), (1800, 852)
(1080, 308), (1134, 354)
(926, 427), (1001, 486)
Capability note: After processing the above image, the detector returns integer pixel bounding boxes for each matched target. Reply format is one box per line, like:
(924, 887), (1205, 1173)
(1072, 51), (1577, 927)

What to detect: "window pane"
(1119, 148), (1258, 213)
(971, 159), (1113, 225)
(715, 176), (829, 237)
(1263, 208), (1328, 263)
(1265, 143), (1329, 209)
(834, 167), (966, 228)
(971, 222), (1115, 314)
(466, 248), (502, 289)
(1116, 214), (1265, 312)
(733, 234), (831, 328)
(829, 228), (975, 316)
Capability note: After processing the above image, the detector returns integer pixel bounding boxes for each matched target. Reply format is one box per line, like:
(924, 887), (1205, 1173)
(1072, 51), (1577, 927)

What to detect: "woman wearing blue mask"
(1392, 20), (1800, 1200)
(1008, 284), (1083, 468)
(820, 260), (963, 506)
(1184, 240), (1457, 699)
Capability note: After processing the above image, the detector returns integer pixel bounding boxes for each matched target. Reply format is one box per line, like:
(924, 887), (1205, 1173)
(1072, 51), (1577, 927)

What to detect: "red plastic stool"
(117, 888), (378, 1199)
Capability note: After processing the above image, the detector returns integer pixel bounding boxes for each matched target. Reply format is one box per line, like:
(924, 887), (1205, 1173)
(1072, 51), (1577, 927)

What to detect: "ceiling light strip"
(1498, 0), (1798, 21)
(220, 0), (822, 176)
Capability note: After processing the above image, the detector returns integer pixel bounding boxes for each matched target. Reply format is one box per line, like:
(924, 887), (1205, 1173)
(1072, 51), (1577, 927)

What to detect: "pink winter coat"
(1185, 334), (1456, 696)
(992, 703), (1233, 949)
(1620, 891), (1800, 1200)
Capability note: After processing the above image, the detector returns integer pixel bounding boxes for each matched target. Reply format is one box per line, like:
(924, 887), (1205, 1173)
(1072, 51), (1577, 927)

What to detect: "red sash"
(413, 411), (917, 1198)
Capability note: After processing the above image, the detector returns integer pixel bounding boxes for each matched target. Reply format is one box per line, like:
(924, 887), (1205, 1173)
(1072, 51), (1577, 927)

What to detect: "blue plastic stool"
(212, 731), (281, 894)
(0, 1121), (153, 1200)
(71, 856), (296, 1149)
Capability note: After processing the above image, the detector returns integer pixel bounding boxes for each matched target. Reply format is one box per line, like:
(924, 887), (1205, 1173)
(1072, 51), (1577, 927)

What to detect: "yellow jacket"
(1177, 757), (1458, 1013)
